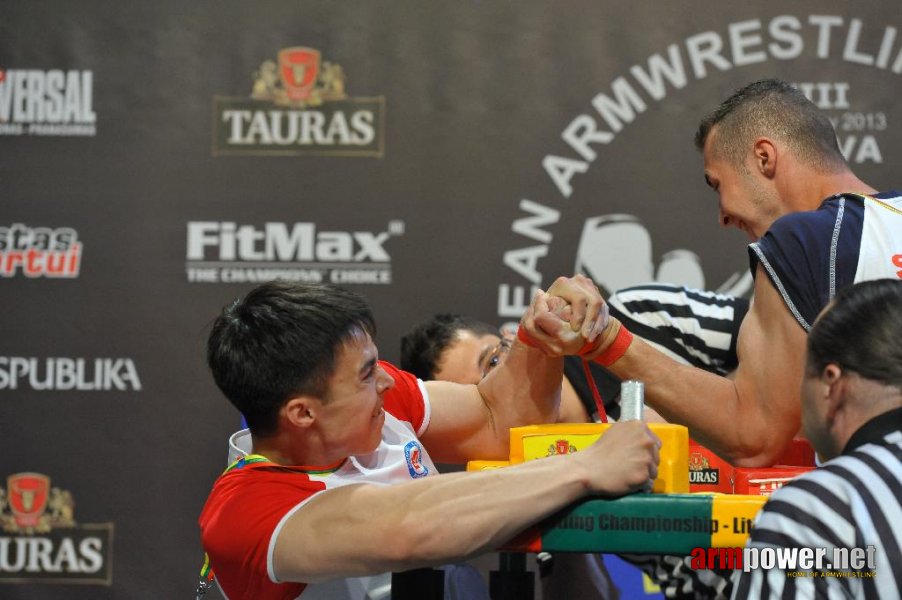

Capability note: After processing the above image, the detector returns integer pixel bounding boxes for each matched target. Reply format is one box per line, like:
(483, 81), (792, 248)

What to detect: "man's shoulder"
(380, 361), (420, 395)
(765, 194), (848, 239)
(200, 463), (314, 599)
(202, 463), (326, 525)
(748, 464), (856, 549)
(748, 193), (874, 330)
(761, 189), (902, 240)
(757, 450), (885, 518)
(754, 443), (901, 546)
(766, 458), (855, 504)
(749, 195), (847, 280)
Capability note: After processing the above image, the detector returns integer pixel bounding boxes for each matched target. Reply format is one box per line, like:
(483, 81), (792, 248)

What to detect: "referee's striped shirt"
(731, 407), (902, 599)
(563, 283), (748, 423)
(608, 283), (749, 376)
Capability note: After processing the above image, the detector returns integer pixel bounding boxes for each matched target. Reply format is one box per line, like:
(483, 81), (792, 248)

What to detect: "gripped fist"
(520, 290), (582, 356)
(579, 421), (661, 496)
(519, 275), (609, 356)
(546, 274), (609, 339)
(544, 296), (574, 326)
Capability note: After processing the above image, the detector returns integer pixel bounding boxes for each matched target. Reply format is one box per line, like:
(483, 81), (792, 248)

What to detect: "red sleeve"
(199, 466), (324, 600)
(379, 361), (428, 435)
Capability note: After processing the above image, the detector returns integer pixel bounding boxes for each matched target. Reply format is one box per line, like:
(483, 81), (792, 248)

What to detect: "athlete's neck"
(251, 431), (346, 469)
(815, 172), (877, 205)
(779, 172), (876, 219)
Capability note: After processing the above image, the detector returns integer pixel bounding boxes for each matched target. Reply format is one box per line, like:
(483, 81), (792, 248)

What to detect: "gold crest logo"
(0, 472), (113, 585)
(1, 473), (75, 534)
(214, 45), (384, 157)
(688, 452), (710, 471)
(250, 47), (347, 107)
(547, 439), (577, 456)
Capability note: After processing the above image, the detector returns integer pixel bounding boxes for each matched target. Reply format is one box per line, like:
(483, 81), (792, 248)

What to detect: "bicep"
(731, 265), (808, 464)
(272, 484), (400, 583)
(418, 380), (503, 464)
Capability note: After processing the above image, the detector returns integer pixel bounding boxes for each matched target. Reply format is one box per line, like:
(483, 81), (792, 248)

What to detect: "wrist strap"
(517, 326), (538, 347)
(518, 322), (627, 360)
(591, 324), (633, 367)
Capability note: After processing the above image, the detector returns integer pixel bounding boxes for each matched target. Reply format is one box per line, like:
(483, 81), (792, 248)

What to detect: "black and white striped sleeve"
(607, 283), (748, 376)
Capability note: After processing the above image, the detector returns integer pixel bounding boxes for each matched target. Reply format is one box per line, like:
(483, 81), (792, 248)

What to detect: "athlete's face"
(702, 129), (783, 241)
(316, 329), (395, 456)
(433, 329), (512, 384)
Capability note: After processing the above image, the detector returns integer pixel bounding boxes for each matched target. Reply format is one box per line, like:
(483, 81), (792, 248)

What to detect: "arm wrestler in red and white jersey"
(199, 278), (659, 600)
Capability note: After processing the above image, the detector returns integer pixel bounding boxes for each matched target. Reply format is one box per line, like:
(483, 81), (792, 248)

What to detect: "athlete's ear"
(752, 138), (777, 178)
(282, 396), (318, 429)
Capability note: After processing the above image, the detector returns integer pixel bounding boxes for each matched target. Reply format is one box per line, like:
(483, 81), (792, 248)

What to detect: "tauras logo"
(0, 224), (82, 278)
(689, 452), (720, 484)
(0, 69), (96, 136)
(0, 473), (113, 584)
(0, 357), (142, 391)
(186, 220), (404, 285)
(213, 46), (384, 157)
(690, 469), (719, 484)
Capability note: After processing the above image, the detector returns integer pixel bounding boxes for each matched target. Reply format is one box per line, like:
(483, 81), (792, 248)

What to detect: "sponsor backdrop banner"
(1, 1), (899, 597)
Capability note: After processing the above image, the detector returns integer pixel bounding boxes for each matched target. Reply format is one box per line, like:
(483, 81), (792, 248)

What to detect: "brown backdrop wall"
(1, 1), (899, 597)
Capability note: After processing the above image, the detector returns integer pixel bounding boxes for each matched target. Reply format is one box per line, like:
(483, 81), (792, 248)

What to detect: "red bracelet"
(517, 326), (539, 347)
(521, 325), (595, 354)
(591, 325), (633, 366)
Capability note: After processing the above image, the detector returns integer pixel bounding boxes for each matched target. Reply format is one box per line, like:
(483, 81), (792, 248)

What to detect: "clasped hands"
(519, 274), (618, 358)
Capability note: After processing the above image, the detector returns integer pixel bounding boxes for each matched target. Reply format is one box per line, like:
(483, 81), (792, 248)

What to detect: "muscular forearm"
(384, 454), (588, 565)
(275, 421), (658, 583)
(608, 337), (785, 465)
(275, 453), (590, 582)
(476, 340), (563, 447)
(418, 341), (564, 464)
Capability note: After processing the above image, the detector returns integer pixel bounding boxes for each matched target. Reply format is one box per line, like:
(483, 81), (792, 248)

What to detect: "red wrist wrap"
(577, 339), (597, 355)
(517, 326), (539, 347)
(591, 325), (633, 367)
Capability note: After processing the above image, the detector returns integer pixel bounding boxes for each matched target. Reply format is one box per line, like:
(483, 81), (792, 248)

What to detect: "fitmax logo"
(187, 221), (401, 262)
(186, 221), (404, 285)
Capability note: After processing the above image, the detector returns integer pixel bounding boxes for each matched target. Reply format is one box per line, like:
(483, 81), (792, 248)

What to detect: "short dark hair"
(400, 314), (497, 380)
(807, 279), (902, 390)
(207, 281), (376, 436)
(695, 78), (846, 173)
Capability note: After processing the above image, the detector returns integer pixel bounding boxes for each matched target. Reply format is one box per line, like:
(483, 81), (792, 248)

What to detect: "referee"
(731, 279), (902, 599)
